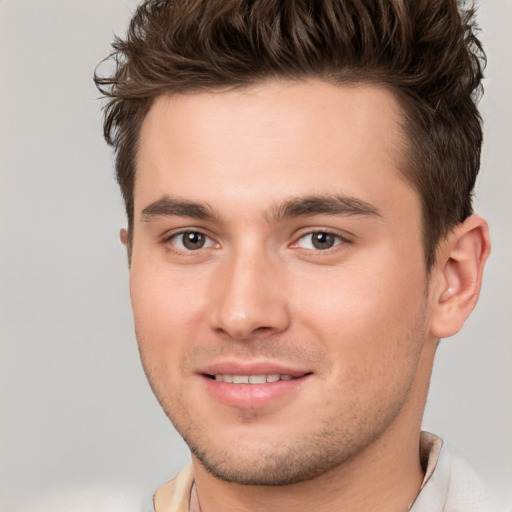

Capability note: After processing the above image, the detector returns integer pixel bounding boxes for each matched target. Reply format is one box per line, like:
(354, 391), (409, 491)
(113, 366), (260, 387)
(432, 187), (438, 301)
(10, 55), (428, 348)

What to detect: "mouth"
(199, 365), (313, 409)
(205, 373), (303, 384)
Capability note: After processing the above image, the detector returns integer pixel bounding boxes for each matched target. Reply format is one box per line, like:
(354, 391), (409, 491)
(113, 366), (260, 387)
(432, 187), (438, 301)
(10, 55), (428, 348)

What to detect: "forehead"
(134, 80), (415, 220)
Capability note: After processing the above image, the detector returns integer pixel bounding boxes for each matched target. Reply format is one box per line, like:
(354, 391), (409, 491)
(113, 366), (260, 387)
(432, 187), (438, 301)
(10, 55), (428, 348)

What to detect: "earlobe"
(430, 216), (490, 339)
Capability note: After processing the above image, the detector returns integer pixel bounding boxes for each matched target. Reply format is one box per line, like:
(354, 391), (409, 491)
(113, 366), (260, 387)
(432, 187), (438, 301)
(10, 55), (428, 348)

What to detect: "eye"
(296, 231), (344, 251)
(168, 231), (216, 251)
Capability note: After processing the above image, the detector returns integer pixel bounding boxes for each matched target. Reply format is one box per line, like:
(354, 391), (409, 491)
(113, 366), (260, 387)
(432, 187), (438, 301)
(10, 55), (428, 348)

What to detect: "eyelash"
(291, 230), (350, 253)
(163, 230), (218, 253)
(163, 228), (350, 255)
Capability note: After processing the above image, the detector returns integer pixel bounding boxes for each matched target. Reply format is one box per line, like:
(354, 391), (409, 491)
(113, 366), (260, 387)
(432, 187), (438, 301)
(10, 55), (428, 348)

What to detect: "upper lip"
(198, 361), (312, 377)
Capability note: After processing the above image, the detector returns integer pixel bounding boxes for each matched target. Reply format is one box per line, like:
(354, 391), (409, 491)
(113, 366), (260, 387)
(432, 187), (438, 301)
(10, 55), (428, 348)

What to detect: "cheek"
(293, 265), (429, 427)
(129, 264), (201, 412)
(131, 252), (210, 318)
(129, 260), (208, 366)
(291, 260), (428, 366)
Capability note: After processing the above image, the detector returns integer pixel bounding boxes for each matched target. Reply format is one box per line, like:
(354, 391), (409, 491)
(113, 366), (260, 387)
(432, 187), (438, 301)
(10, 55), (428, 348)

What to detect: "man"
(95, 1), (500, 510)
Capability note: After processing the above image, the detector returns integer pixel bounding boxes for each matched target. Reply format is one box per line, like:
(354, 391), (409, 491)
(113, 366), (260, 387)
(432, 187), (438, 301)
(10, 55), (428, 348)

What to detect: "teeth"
(248, 375), (266, 384)
(213, 374), (296, 384)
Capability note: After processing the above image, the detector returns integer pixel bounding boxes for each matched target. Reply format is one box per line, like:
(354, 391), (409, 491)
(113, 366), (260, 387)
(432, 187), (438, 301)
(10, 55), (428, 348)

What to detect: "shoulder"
(24, 484), (156, 512)
(441, 448), (509, 512)
(22, 465), (194, 512)
(412, 435), (509, 512)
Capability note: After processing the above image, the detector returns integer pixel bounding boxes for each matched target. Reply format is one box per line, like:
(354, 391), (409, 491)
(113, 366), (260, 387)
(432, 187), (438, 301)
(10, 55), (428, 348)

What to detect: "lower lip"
(202, 375), (310, 409)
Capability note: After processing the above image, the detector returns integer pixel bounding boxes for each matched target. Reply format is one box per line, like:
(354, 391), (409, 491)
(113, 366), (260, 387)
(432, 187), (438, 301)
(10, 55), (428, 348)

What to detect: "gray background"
(1, 0), (511, 509)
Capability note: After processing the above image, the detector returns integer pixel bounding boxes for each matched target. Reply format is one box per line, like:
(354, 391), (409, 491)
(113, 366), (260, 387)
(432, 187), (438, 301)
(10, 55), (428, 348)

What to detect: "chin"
(183, 425), (377, 486)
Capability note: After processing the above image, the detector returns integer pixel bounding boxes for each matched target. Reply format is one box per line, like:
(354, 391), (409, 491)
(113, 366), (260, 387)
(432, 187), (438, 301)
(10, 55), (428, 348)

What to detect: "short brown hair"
(95, 0), (485, 269)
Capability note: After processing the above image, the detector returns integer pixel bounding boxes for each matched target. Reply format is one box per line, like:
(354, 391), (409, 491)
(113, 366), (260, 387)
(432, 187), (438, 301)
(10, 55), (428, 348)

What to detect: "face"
(130, 80), (435, 485)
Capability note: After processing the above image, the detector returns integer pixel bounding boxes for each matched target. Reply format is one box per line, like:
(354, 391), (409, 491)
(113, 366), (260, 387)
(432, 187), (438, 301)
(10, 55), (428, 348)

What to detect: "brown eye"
(171, 231), (213, 251)
(183, 232), (205, 250)
(311, 232), (336, 250)
(297, 232), (343, 250)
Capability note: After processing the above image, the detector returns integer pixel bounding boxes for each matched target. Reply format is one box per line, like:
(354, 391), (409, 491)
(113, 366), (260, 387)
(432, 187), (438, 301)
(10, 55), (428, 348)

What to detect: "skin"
(126, 80), (490, 512)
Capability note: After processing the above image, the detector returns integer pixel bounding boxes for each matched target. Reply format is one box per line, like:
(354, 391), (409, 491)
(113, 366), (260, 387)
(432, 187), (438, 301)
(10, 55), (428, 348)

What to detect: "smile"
(202, 370), (312, 409)
(212, 374), (296, 384)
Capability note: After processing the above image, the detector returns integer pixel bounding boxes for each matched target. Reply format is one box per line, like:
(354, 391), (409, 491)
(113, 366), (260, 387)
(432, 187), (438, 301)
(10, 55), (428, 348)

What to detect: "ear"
(119, 227), (133, 266)
(120, 227), (129, 246)
(429, 215), (490, 339)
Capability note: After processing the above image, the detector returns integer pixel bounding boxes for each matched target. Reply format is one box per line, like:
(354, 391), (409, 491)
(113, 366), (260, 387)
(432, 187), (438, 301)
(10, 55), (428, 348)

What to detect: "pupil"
(183, 232), (205, 250)
(313, 232), (334, 250)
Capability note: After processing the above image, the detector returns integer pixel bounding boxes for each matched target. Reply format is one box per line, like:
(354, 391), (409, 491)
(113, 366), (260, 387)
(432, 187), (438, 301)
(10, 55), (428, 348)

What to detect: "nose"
(208, 248), (291, 340)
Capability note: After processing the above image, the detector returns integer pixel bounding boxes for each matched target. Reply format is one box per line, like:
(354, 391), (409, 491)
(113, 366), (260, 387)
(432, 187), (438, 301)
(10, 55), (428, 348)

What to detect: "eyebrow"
(140, 194), (381, 223)
(141, 196), (217, 221)
(267, 195), (381, 223)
